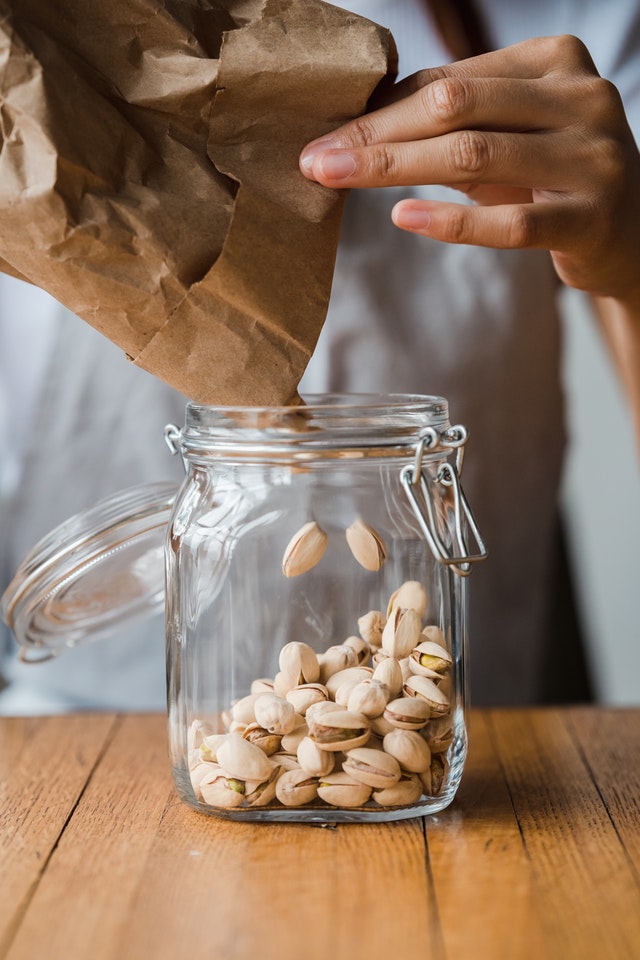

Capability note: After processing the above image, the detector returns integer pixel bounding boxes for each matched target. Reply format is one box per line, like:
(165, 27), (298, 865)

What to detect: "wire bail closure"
(400, 425), (487, 577)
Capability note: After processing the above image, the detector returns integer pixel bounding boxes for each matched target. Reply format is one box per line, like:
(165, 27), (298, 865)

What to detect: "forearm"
(592, 292), (640, 448)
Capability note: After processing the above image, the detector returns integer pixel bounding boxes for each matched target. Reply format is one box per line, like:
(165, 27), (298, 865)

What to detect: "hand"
(299, 36), (640, 301)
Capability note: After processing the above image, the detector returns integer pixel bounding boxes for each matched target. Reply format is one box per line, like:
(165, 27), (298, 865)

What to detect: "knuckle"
(344, 115), (380, 149)
(369, 144), (397, 181)
(451, 130), (489, 178)
(545, 33), (592, 69)
(505, 207), (537, 248)
(447, 207), (471, 244)
(425, 77), (470, 123)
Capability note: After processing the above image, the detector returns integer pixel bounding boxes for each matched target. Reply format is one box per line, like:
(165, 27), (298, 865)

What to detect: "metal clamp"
(401, 426), (487, 577)
(164, 424), (187, 473)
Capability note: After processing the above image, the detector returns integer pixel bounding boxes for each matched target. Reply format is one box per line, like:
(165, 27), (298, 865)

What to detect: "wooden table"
(1, 708), (639, 960)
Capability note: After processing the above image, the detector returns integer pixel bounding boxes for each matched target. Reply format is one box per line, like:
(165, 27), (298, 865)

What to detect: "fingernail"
(299, 138), (334, 176)
(318, 151), (357, 180)
(393, 205), (431, 230)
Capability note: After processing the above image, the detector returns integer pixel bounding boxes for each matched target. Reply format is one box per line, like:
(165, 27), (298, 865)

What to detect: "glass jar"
(165, 394), (486, 822)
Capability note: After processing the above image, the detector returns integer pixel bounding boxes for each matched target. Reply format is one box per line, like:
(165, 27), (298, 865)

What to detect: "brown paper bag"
(0, 0), (395, 405)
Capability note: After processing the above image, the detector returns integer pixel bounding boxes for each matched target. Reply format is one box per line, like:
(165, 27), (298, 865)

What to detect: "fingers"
(391, 197), (585, 252)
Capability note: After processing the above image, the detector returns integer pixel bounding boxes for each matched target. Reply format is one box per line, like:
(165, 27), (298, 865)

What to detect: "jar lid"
(0, 482), (178, 662)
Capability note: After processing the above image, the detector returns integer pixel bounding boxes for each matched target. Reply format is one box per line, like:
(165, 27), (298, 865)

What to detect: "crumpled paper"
(0, 0), (395, 404)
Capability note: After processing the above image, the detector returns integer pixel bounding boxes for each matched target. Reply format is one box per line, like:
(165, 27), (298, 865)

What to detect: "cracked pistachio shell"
(305, 700), (343, 724)
(382, 729), (432, 774)
(275, 768), (319, 806)
(231, 692), (261, 725)
(280, 720), (309, 754)
(198, 733), (230, 764)
(381, 607), (423, 660)
(370, 713), (397, 737)
(403, 675), (450, 717)
(279, 641), (320, 685)
(190, 761), (221, 799)
(409, 640), (452, 678)
(342, 747), (401, 789)
(297, 736), (335, 777)
(270, 752), (301, 773)
(317, 771), (373, 808)
(345, 519), (387, 572)
(342, 635), (371, 665)
(244, 766), (280, 807)
(358, 610), (387, 648)
(424, 715), (454, 754)
(318, 644), (358, 684)
(251, 677), (276, 695)
(373, 772), (423, 807)
(420, 754), (448, 796)
(285, 683), (329, 716)
(216, 734), (274, 782)
(325, 665), (373, 699)
(421, 624), (447, 646)
(199, 769), (246, 808)
(188, 719), (215, 753)
(347, 679), (390, 719)
(372, 658), (404, 698)
(253, 693), (297, 736)
(241, 723), (282, 756)
(282, 520), (328, 577)
(384, 696), (431, 730)
(387, 581), (428, 619)
(334, 676), (366, 708)
(308, 709), (371, 752)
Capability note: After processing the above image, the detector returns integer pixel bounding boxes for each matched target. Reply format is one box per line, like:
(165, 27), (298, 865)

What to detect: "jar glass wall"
(166, 395), (479, 822)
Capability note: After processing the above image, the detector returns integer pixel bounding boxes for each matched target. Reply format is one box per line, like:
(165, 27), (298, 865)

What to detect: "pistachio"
(308, 709), (371, 752)
(280, 720), (309, 754)
(342, 635), (371, 665)
(318, 644), (358, 684)
(342, 747), (401, 789)
(187, 718), (215, 753)
(285, 683), (329, 716)
(372, 658), (404, 698)
(382, 729), (432, 773)
(372, 772), (423, 807)
(297, 736), (336, 777)
(357, 610), (387, 648)
(317, 771), (373, 808)
(347, 679), (389, 719)
(229, 721), (249, 734)
(409, 639), (452, 679)
(387, 581), (428, 619)
(402, 675), (450, 717)
(198, 733), (230, 764)
(253, 693), (297, 735)
(251, 678), (276, 695)
(421, 624), (447, 646)
(216, 733), (274, 782)
(244, 766), (281, 807)
(381, 607), (422, 659)
(345, 519), (387, 572)
(273, 671), (298, 698)
(231, 692), (261, 725)
(190, 760), (221, 799)
(270, 752), (301, 773)
(383, 696), (431, 730)
(279, 641), (320, 685)
(420, 754), (448, 796)
(424, 715), (454, 754)
(241, 722), (282, 756)
(282, 520), (328, 577)
(325, 666), (373, 700)
(370, 713), (397, 737)
(305, 700), (344, 724)
(275, 768), (319, 807)
(333, 676), (367, 708)
(199, 769), (246, 808)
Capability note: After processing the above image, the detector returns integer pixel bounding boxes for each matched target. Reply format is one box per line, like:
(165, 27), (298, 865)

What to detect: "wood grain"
(0, 713), (117, 956)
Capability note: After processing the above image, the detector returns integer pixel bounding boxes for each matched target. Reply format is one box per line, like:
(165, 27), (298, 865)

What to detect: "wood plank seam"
(485, 711), (531, 862)
(421, 815), (448, 960)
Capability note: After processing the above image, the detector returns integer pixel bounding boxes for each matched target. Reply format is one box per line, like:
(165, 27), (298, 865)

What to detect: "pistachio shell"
(382, 729), (432, 773)
(420, 754), (448, 795)
(251, 678), (276, 695)
(280, 720), (309, 754)
(357, 610), (387, 648)
(279, 641), (320, 685)
(347, 679), (390, 719)
(216, 734), (274, 782)
(282, 520), (328, 577)
(421, 624), (447, 646)
(199, 769), (246, 808)
(308, 709), (371, 752)
(381, 607), (422, 660)
(424, 715), (454, 754)
(342, 635), (371, 665)
(372, 658), (404, 697)
(275, 768), (319, 806)
(342, 747), (401, 789)
(325, 665), (373, 699)
(244, 766), (280, 807)
(270, 752), (301, 773)
(317, 771), (373, 807)
(402, 675), (450, 716)
(297, 736), (335, 776)
(372, 772), (423, 807)
(409, 639), (452, 678)
(253, 693), (297, 735)
(318, 644), (358, 684)
(383, 697), (431, 730)
(370, 714), (397, 737)
(387, 581), (428, 619)
(187, 719), (215, 753)
(345, 519), (387, 572)
(333, 676), (366, 708)
(285, 683), (329, 716)
(241, 723), (282, 756)
(198, 733), (229, 764)
(305, 700), (343, 724)
(190, 761), (221, 799)
(230, 692), (261, 725)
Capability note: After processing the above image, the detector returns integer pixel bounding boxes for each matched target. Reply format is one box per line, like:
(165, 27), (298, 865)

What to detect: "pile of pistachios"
(188, 581), (455, 811)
